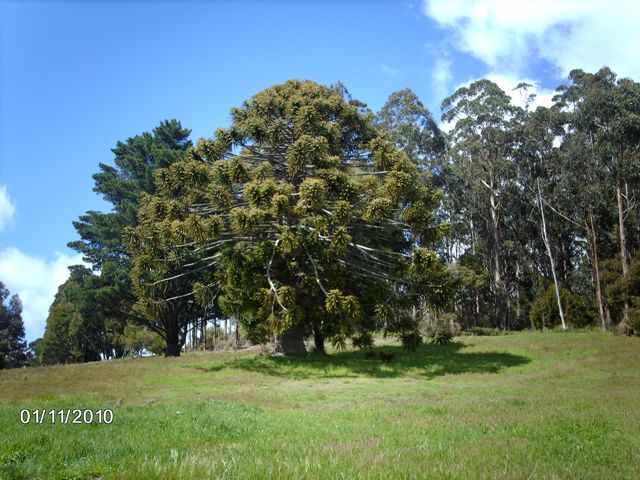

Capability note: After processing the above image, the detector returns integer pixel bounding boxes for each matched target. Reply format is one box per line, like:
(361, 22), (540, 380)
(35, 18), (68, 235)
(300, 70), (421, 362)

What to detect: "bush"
(351, 332), (375, 350)
(331, 335), (348, 351)
(464, 326), (504, 336)
(529, 284), (596, 329)
(428, 322), (453, 345)
(122, 325), (164, 356)
(399, 331), (423, 351)
(622, 308), (639, 336)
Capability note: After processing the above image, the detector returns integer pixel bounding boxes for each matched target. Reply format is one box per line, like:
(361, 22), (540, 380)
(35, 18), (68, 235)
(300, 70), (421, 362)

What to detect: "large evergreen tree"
(63, 120), (194, 357)
(127, 80), (452, 355)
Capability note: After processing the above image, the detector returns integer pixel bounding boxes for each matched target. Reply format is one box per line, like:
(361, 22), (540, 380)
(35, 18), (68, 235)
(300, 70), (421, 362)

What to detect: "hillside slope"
(1, 332), (639, 479)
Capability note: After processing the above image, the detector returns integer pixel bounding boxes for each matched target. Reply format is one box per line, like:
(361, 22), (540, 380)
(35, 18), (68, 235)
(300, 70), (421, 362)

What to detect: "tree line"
(4, 66), (637, 368)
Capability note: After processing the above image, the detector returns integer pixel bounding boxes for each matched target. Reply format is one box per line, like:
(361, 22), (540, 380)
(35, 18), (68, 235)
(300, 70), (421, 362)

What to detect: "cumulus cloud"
(0, 248), (88, 342)
(438, 72), (555, 133)
(423, 0), (640, 79)
(0, 185), (16, 231)
(483, 72), (556, 109)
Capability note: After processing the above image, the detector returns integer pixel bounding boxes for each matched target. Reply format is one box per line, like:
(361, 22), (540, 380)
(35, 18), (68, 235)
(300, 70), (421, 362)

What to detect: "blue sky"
(1, 0), (639, 341)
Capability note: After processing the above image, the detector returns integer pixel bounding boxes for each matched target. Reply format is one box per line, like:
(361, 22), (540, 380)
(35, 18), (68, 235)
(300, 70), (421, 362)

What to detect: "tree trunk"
(313, 325), (326, 355)
(165, 318), (181, 357)
(588, 208), (606, 331)
(275, 323), (307, 356)
(617, 184), (630, 324)
(515, 259), (522, 326)
(538, 179), (567, 330)
(470, 218), (476, 255)
(489, 181), (505, 329)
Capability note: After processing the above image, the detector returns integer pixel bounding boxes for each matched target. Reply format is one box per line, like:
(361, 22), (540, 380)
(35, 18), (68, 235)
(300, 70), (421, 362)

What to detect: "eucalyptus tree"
(376, 88), (446, 168)
(441, 80), (519, 328)
(554, 67), (640, 327)
(376, 89), (456, 260)
(552, 122), (610, 328)
(510, 98), (569, 329)
(128, 80), (451, 355)
(40, 266), (108, 363)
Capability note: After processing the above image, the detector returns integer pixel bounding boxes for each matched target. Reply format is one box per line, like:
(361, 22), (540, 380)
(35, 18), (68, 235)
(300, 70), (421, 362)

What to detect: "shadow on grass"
(209, 342), (530, 380)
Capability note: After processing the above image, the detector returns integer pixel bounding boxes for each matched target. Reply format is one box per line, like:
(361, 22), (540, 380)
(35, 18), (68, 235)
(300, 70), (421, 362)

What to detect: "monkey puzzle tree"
(128, 80), (451, 355)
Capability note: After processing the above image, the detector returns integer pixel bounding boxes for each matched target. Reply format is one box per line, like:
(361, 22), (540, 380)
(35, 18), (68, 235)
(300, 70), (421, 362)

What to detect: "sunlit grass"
(1, 332), (639, 479)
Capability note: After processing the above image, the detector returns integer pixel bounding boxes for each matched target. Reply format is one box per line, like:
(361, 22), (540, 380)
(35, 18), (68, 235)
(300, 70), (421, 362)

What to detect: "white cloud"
(0, 185), (16, 231)
(0, 248), (88, 342)
(432, 57), (453, 103)
(379, 64), (403, 79)
(483, 72), (555, 110)
(439, 72), (555, 132)
(423, 0), (640, 80)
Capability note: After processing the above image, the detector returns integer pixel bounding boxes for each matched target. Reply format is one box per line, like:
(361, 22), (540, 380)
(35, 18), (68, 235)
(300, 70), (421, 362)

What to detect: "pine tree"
(67, 120), (195, 357)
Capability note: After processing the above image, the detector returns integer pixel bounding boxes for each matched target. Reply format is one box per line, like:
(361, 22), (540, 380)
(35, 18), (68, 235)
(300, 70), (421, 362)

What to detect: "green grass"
(0, 331), (639, 479)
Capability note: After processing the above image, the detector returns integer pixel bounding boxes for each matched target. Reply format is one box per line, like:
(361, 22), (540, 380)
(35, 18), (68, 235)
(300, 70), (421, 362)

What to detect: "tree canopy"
(0, 282), (27, 369)
(126, 80), (452, 355)
(38, 67), (640, 365)
(28, 120), (199, 362)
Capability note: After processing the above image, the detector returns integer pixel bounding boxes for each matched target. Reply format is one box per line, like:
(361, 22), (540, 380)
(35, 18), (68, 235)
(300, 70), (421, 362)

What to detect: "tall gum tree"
(128, 80), (451, 355)
(375, 88), (446, 169)
(441, 80), (518, 328)
(376, 89), (453, 261)
(555, 68), (640, 328)
(511, 98), (568, 330)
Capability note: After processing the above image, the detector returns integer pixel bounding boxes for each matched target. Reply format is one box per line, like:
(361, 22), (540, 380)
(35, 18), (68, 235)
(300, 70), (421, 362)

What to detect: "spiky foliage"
(128, 80), (452, 354)
(124, 160), (218, 356)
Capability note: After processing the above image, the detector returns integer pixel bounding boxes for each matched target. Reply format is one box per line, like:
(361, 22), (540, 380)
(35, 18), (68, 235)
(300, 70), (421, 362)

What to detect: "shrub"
(428, 322), (453, 345)
(331, 335), (348, 351)
(351, 332), (374, 350)
(123, 325), (164, 357)
(529, 284), (596, 329)
(399, 331), (423, 351)
(629, 308), (640, 336)
(465, 326), (504, 336)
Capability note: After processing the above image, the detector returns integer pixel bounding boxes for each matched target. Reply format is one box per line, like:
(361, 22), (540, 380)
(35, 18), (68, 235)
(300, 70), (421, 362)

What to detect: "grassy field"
(0, 331), (639, 479)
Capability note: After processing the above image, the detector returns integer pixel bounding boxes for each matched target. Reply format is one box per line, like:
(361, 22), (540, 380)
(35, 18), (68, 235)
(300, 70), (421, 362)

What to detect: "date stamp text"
(20, 409), (113, 424)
